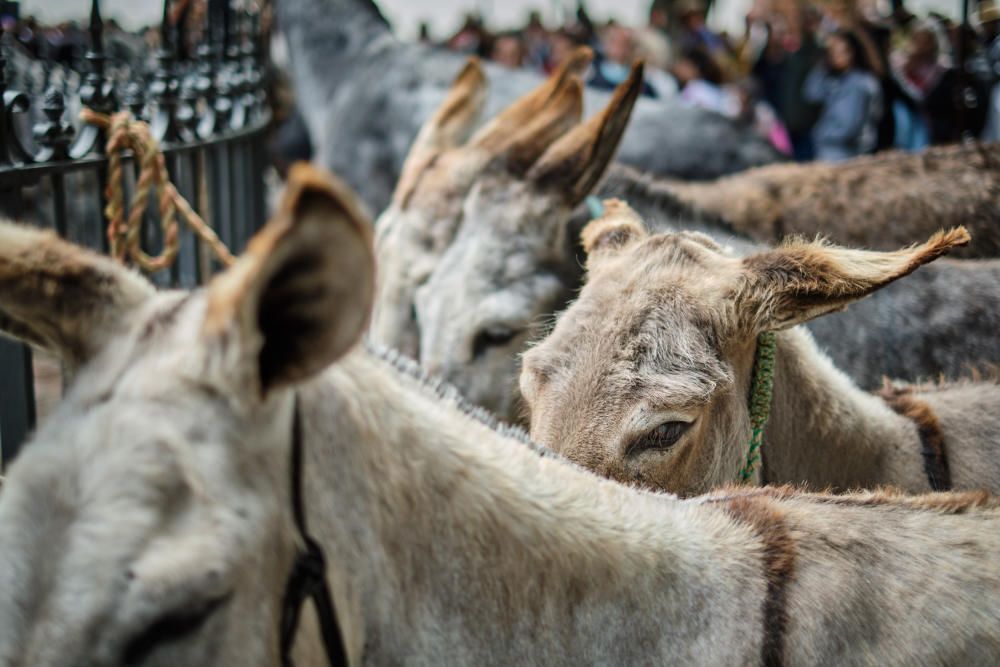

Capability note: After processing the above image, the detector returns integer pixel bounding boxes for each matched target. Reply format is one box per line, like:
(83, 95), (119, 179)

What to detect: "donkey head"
(0, 165), (374, 666)
(377, 58), (644, 422)
(521, 199), (969, 494)
(371, 49), (595, 363)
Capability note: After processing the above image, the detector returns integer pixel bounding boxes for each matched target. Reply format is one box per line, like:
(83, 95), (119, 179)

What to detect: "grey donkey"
(522, 199), (1000, 497)
(275, 0), (782, 213)
(1, 164), (999, 666)
(373, 59), (1000, 426)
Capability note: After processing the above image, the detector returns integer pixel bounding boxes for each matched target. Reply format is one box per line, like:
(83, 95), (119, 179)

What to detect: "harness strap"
(280, 400), (350, 667)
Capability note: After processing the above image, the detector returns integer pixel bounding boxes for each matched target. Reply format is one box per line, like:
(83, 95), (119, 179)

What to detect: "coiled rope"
(79, 109), (235, 272)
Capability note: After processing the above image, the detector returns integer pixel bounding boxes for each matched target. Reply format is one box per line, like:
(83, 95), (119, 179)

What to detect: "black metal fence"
(0, 0), (273, 468)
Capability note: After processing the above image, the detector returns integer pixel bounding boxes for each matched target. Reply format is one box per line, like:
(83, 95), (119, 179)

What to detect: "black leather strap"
(280, 399), (349, 667)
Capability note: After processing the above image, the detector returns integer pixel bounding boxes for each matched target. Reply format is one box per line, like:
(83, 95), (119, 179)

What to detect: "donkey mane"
(879, 364), (1000, 395)
(367, 341), (563, 461)
(595, 164), (738, 235)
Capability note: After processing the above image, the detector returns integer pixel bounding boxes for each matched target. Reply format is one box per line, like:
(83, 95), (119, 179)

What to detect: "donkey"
(599, 163), (1000, 390)
(275, 0), (781, 213)
(373, 64), (1000, 425)
(372, 57), (644, 419)
(521, 199), (1000, 497)
(2, 165), (1000, 666)
(658, 142), (1000, 259)
(371, 50), (594, 361)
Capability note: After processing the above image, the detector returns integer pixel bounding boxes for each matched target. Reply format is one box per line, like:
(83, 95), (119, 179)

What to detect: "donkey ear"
(580, 199), (648, 265)
(393, 57), (487, 207)
(204, 163), (374, 393)
(528, 62), (644, 204)
(737, 227), (970, 333)
(0, 222), (154, 370)
(467, 47), (591, 173)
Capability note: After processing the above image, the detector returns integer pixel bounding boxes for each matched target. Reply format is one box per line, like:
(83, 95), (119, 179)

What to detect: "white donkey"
(0, 165), (998, 666)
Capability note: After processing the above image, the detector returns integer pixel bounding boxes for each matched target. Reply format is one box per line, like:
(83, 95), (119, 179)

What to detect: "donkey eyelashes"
(625, 420), (693, 457)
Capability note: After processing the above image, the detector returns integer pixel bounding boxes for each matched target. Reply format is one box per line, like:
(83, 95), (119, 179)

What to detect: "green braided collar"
(738, 331), (777, 482)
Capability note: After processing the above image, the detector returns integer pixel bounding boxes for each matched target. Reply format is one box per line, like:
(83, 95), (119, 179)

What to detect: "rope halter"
(738, 331), (777, 483)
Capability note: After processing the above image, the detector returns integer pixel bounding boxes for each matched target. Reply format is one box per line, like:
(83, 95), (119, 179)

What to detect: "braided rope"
(738, 331), (777, 482)
(80, 109), (236, 272)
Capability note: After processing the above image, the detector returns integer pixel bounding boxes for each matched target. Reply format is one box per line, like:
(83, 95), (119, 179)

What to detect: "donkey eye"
(626, 421), (692, 456)
(472, 325), (520, 359)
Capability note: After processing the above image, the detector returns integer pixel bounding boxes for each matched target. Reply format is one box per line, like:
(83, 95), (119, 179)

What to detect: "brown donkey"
(660, 142), (1000, 259)
(522, 200), (1000, 496)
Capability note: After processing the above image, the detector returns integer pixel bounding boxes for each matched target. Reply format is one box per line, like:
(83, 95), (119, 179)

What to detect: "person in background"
(982, 0), (1000, 139)
(446, 14), (489, 57)
(677, 0), (740, 79)
(491, 32), (526, 69)
(733, 77), (794, 153)
(677, 0), (727, 54)
(522, 11), (551, 72)
(891, 19), (953, 148)
(674, 47), (739, 113)
(636, 6), (680, 98)
(749, 0), (823, 160)
(547, 28), (584, 73)
(821, 0), (896, 149)
(588, 24), (658, 97)
(804, 29), (882, 161)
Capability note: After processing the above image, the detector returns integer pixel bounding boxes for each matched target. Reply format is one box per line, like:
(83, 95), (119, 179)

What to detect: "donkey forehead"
(535, 289), (728, 379)
(66, 290), (210, 402)
(424, 227), (560, 298)
(22, 291), (243, 484)
(462, 176), (564, 233)
(633, 231), (735, 272)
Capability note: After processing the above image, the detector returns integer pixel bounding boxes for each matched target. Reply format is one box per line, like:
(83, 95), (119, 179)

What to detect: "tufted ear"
(394, 57), (488, 207)
(528, 62), (644, 204)
(203, 163), (375, 394)
(736, 227), (970, 334)
(581, 198), (648, 265)
(0, 222), (154, 371)
(390, 49), (592, 212)
(466, 47), (591, 173)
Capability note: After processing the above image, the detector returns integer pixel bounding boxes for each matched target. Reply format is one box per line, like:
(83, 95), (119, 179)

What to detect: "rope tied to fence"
(79, 108), (236, 272)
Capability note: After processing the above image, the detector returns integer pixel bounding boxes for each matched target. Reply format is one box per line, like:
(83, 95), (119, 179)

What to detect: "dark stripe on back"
(879, 386), (952, 491)
(719, 496), (796, 667)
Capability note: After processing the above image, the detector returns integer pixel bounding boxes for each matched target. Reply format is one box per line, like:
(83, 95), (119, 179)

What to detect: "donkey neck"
(276, 0), (392, 131)
(296, 346), (761, 664)
(761, 328), (929, 492)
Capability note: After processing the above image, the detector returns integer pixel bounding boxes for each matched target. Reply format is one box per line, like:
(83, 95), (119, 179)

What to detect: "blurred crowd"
(428, 0), (1000, 161)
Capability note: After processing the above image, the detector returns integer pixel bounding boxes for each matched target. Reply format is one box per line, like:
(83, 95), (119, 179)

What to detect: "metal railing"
(0, 0), (273, 468)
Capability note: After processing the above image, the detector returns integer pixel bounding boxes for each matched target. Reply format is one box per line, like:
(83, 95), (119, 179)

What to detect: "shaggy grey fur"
(276, 0), (783, 212)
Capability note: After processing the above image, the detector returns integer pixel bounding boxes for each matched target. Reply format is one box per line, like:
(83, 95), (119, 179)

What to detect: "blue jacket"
(804, 66), (882, 161)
